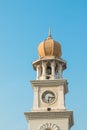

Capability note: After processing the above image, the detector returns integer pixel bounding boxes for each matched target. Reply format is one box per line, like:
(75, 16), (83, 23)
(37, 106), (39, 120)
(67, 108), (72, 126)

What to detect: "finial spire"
(48, 28), (52, 39)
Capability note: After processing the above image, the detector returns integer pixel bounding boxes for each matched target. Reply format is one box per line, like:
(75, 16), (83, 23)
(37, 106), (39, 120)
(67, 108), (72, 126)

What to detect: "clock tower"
(25, 31), (74, 130)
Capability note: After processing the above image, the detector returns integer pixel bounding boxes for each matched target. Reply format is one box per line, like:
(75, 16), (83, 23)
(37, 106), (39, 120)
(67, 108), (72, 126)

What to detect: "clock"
(42, 90), (56, 104)
(39, 123), (59, 130)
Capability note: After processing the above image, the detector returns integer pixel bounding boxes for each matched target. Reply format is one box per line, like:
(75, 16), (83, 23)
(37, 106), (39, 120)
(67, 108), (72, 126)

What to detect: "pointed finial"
(48, 28), (52, 39)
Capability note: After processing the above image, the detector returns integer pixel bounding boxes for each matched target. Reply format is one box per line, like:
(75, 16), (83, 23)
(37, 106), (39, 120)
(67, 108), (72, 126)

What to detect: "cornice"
(32, 58), (66, 70)
(24, 111), (73, 127)
(30, 79), (68, 94)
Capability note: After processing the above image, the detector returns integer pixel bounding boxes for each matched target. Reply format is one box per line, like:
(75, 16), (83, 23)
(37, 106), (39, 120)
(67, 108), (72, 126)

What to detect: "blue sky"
(0, 0), (87, 130)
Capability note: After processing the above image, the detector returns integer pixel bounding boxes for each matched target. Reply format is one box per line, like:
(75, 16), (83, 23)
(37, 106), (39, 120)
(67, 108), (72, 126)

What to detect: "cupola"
(32, 30), (66, 80)
(38, 30), (62, 58)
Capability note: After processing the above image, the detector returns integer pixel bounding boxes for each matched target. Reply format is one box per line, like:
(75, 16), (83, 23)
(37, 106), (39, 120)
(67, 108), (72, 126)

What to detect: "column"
(58, 86), (66, 109)
(58, 63), (63, 79)
(51, 61), (55, 79)
(33, 87), (39, 111)
(36, 65), (41, 80)
(42, 62), (46, 80)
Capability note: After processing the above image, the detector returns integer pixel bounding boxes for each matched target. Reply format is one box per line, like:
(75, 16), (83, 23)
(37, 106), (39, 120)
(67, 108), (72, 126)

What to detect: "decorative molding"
(24, 111), (73, 128)
(30, 79), (68, 94)
(39, 123), (59, 130)
(32, 58), (66, 70)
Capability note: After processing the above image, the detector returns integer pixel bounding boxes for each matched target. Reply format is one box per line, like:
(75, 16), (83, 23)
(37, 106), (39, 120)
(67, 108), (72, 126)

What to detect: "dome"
(38, 32), (62, 58)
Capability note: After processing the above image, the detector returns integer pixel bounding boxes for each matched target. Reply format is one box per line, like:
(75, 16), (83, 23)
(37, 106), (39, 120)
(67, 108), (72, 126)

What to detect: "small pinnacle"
(48, 28), (52, 39)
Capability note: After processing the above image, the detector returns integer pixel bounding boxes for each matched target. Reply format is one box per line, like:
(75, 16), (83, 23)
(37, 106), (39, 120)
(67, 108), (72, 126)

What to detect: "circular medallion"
(42, 90), (56, 104)
(39, 123), (59, 130)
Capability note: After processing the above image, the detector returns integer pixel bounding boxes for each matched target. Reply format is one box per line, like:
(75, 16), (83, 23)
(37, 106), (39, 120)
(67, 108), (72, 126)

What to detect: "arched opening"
(46, 62), (52, 80)
(46, 66), (51, 75)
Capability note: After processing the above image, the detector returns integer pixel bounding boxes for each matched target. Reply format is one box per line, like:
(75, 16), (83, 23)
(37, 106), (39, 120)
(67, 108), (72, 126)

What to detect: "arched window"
(46, 66), (51, 75)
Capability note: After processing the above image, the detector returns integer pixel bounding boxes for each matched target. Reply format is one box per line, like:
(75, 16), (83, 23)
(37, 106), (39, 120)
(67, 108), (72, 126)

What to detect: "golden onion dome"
(38, 30), (62, 58)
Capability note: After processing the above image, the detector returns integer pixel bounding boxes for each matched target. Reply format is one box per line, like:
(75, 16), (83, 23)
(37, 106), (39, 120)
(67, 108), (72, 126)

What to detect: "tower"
(25, 31), (74, 130)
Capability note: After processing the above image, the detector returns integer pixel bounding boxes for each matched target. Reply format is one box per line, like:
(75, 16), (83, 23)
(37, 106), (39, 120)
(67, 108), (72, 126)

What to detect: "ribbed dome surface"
(38, 36), (62, 58)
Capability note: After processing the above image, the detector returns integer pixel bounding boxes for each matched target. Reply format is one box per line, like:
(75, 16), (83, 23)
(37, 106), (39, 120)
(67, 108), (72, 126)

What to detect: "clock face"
(42, 90), (55, 104)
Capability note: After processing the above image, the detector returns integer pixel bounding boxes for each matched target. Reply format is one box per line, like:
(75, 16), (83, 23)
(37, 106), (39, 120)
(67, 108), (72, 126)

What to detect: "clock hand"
(48, 96), (53, 102)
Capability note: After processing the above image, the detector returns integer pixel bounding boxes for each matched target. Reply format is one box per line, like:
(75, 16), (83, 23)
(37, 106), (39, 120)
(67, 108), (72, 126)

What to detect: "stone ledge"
(32, 58), (66, 70)
(30, 79), (68, 94)
(24, 111), (73, 127)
